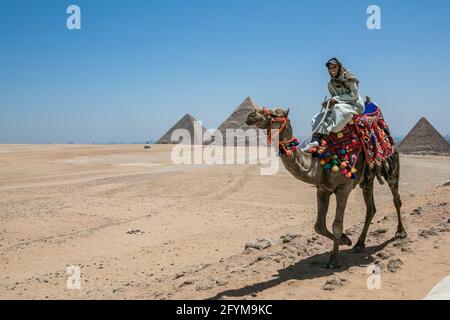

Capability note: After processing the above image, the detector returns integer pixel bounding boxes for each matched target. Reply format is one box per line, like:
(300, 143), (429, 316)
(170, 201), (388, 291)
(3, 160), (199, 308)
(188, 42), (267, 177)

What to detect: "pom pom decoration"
(309, 124), (365, 179)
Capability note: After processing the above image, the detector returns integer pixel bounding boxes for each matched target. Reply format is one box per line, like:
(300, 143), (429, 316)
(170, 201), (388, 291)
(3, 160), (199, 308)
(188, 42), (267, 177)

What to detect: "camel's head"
(245, 107), (290, 129)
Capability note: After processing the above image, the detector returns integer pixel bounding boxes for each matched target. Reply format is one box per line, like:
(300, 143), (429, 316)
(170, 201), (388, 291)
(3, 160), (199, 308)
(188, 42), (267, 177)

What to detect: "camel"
(246, 107), (407, 268)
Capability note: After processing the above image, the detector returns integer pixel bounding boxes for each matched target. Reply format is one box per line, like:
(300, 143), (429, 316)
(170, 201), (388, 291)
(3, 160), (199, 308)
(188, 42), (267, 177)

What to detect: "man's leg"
(302, 133), (322, 152)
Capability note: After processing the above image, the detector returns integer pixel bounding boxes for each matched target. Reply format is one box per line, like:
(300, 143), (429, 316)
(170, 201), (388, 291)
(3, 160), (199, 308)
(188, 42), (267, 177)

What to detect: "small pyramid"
(212, 97), (260, 145)
(156, 114), (207, 144)
(398, 117), (450, 155)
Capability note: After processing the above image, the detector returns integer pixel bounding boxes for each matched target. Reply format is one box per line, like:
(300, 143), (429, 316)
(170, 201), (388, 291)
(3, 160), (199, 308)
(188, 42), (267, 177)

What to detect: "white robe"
(312, 79), (364, 135)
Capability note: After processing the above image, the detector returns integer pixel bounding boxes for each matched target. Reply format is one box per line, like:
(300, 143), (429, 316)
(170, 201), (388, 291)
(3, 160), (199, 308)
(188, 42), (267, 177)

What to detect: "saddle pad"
(352, 106), (395, 166)
(311, 124), (363, 179)
(311, 106), (395, 178)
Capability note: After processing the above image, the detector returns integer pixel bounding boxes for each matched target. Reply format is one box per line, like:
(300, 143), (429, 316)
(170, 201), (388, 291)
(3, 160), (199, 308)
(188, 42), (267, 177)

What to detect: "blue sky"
(1, 0), (449, 143)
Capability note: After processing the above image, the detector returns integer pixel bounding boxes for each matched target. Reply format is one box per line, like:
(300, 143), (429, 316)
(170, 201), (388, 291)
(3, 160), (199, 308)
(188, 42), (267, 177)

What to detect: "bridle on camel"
(263, 108), (299, 156)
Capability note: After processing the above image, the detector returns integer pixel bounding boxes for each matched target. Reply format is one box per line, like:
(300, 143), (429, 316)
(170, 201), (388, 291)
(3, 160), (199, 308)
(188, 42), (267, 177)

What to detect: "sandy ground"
(0, 144), (449, 300)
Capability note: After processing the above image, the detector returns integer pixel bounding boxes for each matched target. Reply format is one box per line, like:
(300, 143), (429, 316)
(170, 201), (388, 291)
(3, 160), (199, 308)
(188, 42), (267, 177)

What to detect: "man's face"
(328, 63), (339, 77)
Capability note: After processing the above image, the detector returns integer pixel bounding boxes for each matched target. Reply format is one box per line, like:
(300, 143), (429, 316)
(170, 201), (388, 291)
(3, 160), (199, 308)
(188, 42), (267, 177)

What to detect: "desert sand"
(0, 144), (449, 299)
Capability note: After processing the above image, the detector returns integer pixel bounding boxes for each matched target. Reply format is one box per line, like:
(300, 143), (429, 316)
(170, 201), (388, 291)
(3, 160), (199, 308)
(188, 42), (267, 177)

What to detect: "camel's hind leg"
(388, 153), (407, 239)
(353, 176), (376, 252)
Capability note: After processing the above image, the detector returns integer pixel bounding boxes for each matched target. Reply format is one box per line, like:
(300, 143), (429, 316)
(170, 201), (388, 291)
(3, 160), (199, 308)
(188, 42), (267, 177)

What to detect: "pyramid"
(211, 97), (260, 145)
(398, 117), (450, 155)
(156, 114), (207, 144)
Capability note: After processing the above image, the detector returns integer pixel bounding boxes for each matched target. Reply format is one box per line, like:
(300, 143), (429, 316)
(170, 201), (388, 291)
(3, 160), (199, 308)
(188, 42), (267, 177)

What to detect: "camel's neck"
(277, 120), (322, 186)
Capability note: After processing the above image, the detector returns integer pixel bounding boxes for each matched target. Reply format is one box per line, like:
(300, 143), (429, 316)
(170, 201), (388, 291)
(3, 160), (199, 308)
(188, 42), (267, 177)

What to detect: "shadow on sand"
(207, 238), (395, 300)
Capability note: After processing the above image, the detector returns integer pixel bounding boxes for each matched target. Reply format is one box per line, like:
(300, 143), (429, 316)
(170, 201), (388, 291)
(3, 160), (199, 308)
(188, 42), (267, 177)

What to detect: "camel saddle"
(311, 103), (395, 179)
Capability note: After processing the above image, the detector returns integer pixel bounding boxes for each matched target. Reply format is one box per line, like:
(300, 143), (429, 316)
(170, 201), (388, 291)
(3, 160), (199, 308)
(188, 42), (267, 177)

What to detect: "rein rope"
(263, 108), (300, 156)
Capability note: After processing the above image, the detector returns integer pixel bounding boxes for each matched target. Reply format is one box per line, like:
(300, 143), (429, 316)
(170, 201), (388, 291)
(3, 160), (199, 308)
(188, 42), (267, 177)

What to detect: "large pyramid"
(211, 97), (260, 145)
(156, 114), (207, 144)
(398, 117), (450, 155)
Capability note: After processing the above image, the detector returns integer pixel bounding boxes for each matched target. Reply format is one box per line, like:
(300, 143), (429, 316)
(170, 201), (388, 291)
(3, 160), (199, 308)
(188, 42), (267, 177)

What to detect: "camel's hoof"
(323, 256), (341, 269)
(339, 234), (352, 246)
(395, 230), (407, 239)
(352, 242), (366, 252)
(323, 262), (340, 269)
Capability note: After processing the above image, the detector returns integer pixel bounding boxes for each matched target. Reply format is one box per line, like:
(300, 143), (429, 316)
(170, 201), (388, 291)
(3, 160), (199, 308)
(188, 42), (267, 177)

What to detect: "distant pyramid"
(211, 97), (260, 145)
(398, 117), (450, 155)
(156, 114), (207, 144)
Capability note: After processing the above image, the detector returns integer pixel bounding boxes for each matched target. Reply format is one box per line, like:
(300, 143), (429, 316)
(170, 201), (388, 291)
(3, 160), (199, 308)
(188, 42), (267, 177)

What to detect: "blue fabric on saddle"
(363, 101), (378, 115)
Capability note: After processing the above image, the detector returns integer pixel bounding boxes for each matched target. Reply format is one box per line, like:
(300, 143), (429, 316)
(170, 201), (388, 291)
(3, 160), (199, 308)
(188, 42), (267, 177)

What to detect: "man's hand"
(322, 99), (337, 108)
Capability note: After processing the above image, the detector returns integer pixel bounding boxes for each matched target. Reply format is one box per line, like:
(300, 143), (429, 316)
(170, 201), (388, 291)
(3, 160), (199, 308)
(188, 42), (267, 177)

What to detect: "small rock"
(179, 279), (195, 287)
(280, 232), (300, 244)
(371, 228), (387, 236)
(375, 261), (385, 271)
(196, 281), (215, 291)
(244, 238), (272, 252)
(174, 272), (185, 280)
(419, 228), (438, 238)
(376, 251), (393, 260)
(411, 207), (423, 215)
(322, 278), (344, 291)
(437, 223), (450, 232)
(387, 258), (403, 273)
(215, 279), (228, 286)
(126, 229), (144, 235)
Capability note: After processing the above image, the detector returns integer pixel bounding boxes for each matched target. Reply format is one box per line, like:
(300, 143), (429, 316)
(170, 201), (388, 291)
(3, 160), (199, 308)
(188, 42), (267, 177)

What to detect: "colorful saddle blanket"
(353, 105), (395, 165)
(311, 105), (395, 179)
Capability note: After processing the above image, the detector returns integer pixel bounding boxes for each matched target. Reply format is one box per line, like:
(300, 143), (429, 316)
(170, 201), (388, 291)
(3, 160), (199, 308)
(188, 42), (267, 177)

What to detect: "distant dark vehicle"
(144, 145), (151, 149)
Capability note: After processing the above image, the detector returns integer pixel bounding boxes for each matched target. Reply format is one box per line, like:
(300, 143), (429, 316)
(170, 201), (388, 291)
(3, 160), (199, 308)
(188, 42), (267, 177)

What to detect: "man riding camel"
(303, 58), (365, 151)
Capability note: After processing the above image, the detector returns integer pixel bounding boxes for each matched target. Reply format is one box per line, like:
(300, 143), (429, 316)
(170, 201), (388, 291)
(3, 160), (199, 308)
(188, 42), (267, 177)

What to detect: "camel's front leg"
(314, 188), (333, 240)
(315, 187), (353, 246)
(326, 184), (352, 268)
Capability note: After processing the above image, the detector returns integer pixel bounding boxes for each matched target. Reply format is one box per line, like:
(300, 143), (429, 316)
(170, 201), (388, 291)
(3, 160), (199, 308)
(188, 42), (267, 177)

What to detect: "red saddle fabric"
(312, 106), (395, 179)
(352, 106), (395, 166)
